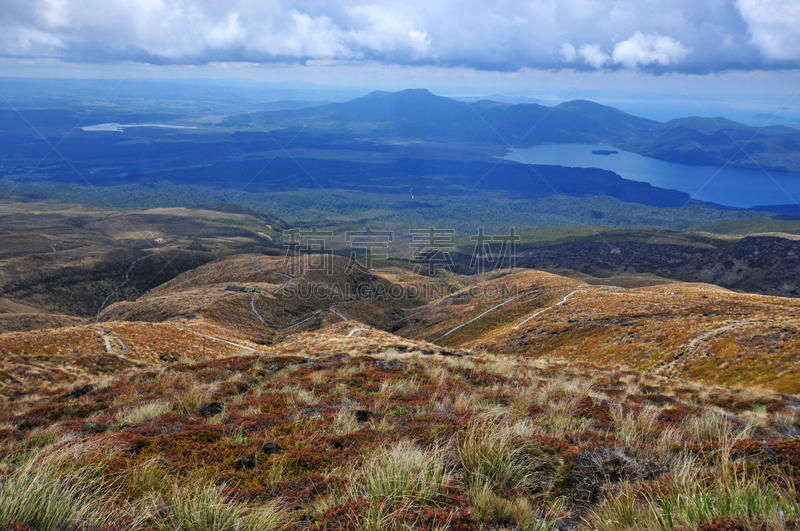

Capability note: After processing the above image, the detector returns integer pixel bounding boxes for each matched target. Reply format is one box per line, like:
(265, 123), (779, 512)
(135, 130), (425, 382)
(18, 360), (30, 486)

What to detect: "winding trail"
(513, 289), (584, 330)
(248, 257), (265, 274)
(173, 326), (257, 352)
(283, 307), (349, 331)
(656, 320), (761, 375)
(250, 294), (268, 326)
(346, 327), (369, 337)
(328, 308), (349, 322)
(271, 271), (293, 294)
(97, 252), (161, 315)
(433, 297), (518, 343)
(101, 334), (113, 353)
(248, 258), (293, 294)
(90, 327), (128, 357)
(113, 336), (128, 356)
(51, 244), (56, 253)
(685, 320), (760, 353)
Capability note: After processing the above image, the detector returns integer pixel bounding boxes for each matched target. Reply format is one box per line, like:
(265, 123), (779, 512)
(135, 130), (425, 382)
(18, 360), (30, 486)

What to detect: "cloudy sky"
(1, 0), (799, 120)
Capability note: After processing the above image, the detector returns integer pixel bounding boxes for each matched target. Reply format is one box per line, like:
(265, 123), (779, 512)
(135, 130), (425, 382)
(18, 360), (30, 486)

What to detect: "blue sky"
(1, 0), (799, 123)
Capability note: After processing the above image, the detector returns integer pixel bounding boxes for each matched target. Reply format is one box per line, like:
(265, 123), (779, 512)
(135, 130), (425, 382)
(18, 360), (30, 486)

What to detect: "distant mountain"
(449, 94), (544, 105)
(225, 88), (800, 172)
(632, 116), (800, 171)
(225, 89), (659, 145)
(660, 116), (795, 136)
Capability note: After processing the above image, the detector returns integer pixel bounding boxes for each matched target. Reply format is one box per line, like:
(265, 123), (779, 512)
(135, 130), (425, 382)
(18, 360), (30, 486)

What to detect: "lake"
(505, 144), (800, 208)
(81, 123), (197, 132)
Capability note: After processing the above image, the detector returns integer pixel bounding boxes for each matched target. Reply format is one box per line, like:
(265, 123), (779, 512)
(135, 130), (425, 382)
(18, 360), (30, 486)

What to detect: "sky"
(1, 0), (799, 123)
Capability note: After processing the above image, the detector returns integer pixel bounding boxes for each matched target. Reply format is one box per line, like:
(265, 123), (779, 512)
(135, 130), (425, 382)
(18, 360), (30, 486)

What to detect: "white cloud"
(408, 29), (431, 55)
(736, 0), (800, 61)
(578, 44), (609, 68)
(206, 13), (244, 48)
(0, 0), (789, 72)
(0, 25), (65, 55)
(560, 42), (577, 62)
(37, 0), (71, 29)
(612, 32), (690, 68)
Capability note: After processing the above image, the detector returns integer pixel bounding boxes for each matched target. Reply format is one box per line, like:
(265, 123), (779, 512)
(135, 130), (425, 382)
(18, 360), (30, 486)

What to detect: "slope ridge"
(395, 269), (800, 392)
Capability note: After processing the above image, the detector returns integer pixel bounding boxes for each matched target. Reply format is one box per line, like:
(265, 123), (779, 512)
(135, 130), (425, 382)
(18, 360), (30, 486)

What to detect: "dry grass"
(155, 483), (288, 531)
(682, 410), (739, 441)
(535, 377), (595, 406)
(116, 400), (173, 428)
(1, 337), (800, 530)
(458, 421), (533, 490)
(378, 377), (421, 397)
(356, 440), (450, 503)
(611, 405), (662, 447)
(281, 384), (319, 406)
(330, 409), (360, 435)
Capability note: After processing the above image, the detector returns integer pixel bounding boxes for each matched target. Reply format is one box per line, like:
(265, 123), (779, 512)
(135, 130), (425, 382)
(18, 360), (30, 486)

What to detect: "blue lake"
(505, 144), (800, 209)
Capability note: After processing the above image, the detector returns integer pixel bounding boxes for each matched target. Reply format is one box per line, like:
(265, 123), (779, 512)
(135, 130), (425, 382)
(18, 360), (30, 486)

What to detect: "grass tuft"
(458, 421), (533, 490)
(0, 453), (111, 531)
(357, 440), (450, 503)
(116, 400), (173, 428)
(155, 482), (287, 531)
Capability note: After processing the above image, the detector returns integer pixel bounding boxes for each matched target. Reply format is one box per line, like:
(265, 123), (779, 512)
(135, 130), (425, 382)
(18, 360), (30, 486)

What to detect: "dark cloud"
(0, 0), (798, 73)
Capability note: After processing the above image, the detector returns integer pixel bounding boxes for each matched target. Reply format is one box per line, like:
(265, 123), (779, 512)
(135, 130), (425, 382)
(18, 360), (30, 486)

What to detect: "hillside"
(2, 206), (800, 529)
(97, 253), (429, 345)
(394, 268), (800, 393)
(2, 316), (800, 530)
(0, 203), (284, 327)
(509, 234), (800, 298)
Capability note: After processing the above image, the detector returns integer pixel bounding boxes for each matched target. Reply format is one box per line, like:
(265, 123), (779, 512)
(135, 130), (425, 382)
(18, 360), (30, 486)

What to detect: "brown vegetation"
(1, 338), (800, 530)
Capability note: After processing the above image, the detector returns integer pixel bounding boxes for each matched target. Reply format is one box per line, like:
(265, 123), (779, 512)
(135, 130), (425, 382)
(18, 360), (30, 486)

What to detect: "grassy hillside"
(1, 328), (800, 530)
(395, 269), (800, 393)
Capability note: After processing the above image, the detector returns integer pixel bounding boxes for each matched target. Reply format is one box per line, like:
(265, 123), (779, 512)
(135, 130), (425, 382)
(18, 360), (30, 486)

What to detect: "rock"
(81, 421), (105, 434)
(321, 353), (351, 364)
(65, 384), (95, 399)
(128, 441), (146, 454)
(552, 519), (578, 531)
(260, 441), (279, 455)
(198, 401), (224, 417)
(355, 410), (375, 422)
(780, 393), (800, 406)
(373, 360), (404, 371)
(237, 456), (257, 471)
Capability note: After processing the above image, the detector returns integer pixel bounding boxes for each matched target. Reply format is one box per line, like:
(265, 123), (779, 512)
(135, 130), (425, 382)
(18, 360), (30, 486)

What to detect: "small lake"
(81, 123), (197, 132)
(505, 144), (800, 208)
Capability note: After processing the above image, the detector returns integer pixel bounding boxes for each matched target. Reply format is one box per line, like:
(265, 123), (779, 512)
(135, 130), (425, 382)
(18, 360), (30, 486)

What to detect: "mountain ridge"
(223, 89), (800, 172)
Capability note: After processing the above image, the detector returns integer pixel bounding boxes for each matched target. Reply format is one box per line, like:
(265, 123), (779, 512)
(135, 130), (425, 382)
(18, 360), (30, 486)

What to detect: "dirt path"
(248, 258), (293, 294)
(433, 297), (518, 343)
(173, 326), (257, 353)
(685, 321), (760, 353)
(656, 320), (761, 375)
(513, 289), (585, 330)
(270, 271), (293, 294)
(283, 307), (349, 331)
(250, 294), (268, 326)
(97, 252), (161, 315)
(91, 327), (128, 356)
